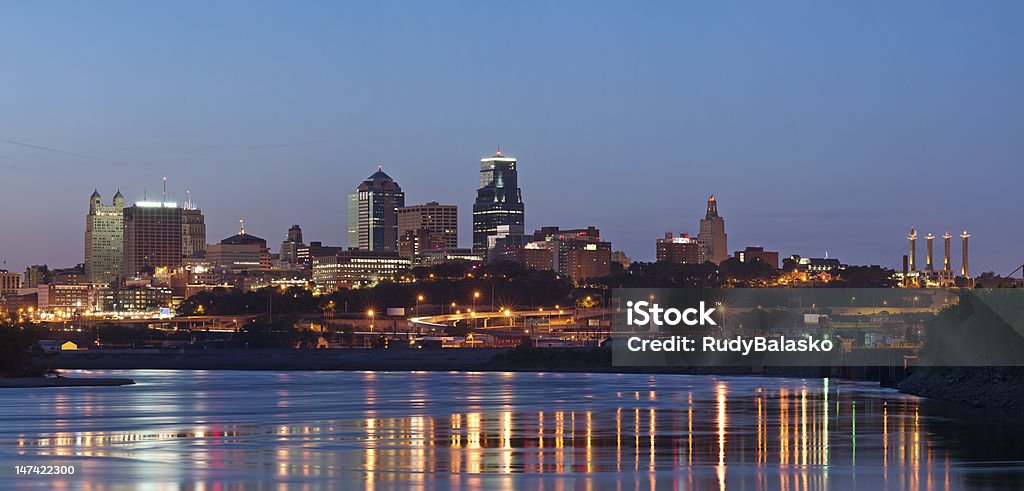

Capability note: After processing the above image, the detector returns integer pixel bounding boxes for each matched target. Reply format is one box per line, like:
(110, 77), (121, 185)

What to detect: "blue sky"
(1, 1), (1022, 274)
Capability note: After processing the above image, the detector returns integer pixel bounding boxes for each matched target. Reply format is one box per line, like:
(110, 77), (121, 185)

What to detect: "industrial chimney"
(943, 232), (951, 271)
(926, 233), (934, 271)
(961, 231), (970, 278)
(908, 228), (917, 271)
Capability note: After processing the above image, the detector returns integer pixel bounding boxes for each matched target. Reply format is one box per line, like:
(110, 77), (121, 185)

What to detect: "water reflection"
(1, 370), (1022, 490)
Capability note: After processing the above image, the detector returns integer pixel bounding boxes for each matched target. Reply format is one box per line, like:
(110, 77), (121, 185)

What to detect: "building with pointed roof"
(698, 195), (728, 265)
(347, 166), (405, 252)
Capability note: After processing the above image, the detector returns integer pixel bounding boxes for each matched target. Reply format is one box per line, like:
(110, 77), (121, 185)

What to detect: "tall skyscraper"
(348, 167), (405, 252)
(397, 202), (458, 250)
(122, 201), (183, 277)
(698, 195), (728, 265)
(85, 190), (124, 285)
(473, 150), (524, 254)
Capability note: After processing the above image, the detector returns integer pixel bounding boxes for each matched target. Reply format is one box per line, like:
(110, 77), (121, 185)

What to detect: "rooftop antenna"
(162, 177), (167, 202)
(239, 219), (245, 235)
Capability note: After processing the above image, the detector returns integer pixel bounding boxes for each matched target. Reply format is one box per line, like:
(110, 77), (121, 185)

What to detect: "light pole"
(415, 295), (424, 335)
(367, 309), (375, 332)
(473, 291), (480, 329)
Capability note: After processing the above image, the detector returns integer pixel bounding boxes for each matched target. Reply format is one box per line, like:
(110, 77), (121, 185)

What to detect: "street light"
(416, 294), (424, 317)
(473, 291), (480, 328)
(367, 309), (375, 332)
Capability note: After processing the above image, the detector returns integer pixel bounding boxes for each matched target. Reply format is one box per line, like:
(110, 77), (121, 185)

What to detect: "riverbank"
(898, 367), (1024, 413)
(50, 348), (508, 371)
(50, 347), (827, 378)
(0, 377), (135, 388)
(49, 349), (1024, 413)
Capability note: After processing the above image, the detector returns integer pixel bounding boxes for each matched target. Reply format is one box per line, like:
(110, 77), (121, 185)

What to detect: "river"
(1, 370), (1022, 490)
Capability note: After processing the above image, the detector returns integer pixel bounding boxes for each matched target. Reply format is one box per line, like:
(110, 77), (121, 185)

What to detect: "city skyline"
(0, 153), (1007, 274)
(1, 1), (1022, 273)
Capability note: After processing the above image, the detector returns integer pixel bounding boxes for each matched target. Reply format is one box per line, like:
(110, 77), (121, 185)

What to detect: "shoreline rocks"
(898, 367), (1024, 413)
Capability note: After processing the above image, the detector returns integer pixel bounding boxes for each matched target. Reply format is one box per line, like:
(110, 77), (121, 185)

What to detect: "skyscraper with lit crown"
(472, 150), (524, 254)
(698, 195), (728, 265)
(123, 200), (183, 277)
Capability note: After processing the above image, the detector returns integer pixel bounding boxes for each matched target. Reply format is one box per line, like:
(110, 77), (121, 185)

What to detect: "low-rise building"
(96, 285), (174, 313)
(734, 246), (780, 269)
(412, 248), (484, 267)
(36, 284), (93, 314)
(312, 250), (411, 292)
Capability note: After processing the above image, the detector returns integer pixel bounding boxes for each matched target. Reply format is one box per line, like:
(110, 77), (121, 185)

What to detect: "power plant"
(902, 227), (970, 287)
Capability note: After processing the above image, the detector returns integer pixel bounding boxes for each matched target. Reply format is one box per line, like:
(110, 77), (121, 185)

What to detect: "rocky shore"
(898, 367), (1024, 413)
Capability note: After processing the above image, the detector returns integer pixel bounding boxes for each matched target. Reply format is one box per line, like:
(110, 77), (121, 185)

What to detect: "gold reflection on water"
(13, 377), (965, 490)
(716, 382), (727, 491)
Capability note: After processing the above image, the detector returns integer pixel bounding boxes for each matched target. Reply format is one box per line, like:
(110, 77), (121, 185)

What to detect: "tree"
(0, 325), (47, 377)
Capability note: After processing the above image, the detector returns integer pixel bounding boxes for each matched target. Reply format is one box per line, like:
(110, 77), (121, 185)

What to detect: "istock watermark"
(611, 288), (1024, 367)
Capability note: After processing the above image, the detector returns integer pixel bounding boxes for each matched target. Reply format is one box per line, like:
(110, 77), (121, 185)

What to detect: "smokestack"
(908, 228), (917, 271)
(926, 233), (934, 271)
(961, 231), (970, 278)
(943, 232), (951, 271)
(902, 254), (909, 287)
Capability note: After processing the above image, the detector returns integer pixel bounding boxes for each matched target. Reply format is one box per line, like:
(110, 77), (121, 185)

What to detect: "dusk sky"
(1, 1), (1022, 274)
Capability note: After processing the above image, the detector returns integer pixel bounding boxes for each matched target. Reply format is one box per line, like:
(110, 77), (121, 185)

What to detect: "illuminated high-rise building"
(473, 150), (524, 255)
(348, 167), (405, 252)
(122, 200), (183, 277)
(84, 190), (124, 284)
(698, 196), (728, 265)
